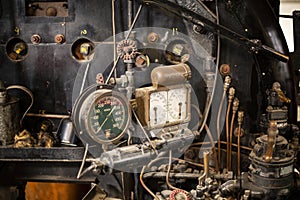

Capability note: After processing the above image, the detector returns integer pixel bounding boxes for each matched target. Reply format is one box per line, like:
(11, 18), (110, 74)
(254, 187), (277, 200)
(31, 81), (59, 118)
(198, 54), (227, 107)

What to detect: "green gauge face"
(83, 90), (130, 144)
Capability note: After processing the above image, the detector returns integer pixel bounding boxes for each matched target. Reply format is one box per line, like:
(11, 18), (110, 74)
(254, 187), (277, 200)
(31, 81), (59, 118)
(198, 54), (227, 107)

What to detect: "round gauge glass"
(83, 89), (130, 144)
(168, 87), (188, 123)
(149, 91), (168, 127)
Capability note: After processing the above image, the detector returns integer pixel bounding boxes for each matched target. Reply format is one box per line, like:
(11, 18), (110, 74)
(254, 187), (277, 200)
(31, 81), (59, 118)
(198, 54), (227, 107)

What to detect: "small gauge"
(135, 83), (191, 130)
(75, 87), (130, 145)
(168, 87), (189, 123)
(149, 91), (168, 127)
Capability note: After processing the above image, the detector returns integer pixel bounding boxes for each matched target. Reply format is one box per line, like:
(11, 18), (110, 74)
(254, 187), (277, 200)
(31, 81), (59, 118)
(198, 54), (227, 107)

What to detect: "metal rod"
(237, 125), (241, 176)
(203, 151), (209, 179)
(128, 0), (133, 29)
(80, 62), (90, 95)
(26, 113), (70, 119)
(77, 143), (89, 179)
(237, 111), (244, 176)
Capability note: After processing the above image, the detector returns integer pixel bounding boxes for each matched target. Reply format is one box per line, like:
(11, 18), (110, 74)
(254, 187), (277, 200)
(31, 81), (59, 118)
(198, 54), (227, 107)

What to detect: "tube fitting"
(232, 98), (239, 114)
(237, 111), (244, 126)
(224, 76), (231, 91)
(228, 87), (235, 103)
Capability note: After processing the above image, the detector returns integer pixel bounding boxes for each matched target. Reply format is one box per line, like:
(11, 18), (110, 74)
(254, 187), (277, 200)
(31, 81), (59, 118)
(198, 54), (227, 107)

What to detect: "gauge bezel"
(72, 84), (131, 158)
(81, 89), (131, 144)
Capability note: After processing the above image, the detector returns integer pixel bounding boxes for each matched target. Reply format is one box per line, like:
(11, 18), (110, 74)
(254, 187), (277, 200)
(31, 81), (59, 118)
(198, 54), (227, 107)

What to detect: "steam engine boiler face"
(0, 0), (299, 200)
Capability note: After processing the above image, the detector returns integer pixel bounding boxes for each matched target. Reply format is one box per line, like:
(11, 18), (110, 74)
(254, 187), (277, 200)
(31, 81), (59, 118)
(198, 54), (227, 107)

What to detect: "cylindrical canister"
(0, 96), (20, 145)
(59, 119), (77, 146)
(151, 63), (191, 88)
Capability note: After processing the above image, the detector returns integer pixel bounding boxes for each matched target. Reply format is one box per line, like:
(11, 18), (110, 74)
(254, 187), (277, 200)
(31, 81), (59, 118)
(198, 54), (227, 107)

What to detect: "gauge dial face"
(168, 87), (188, 123)
(83, 90), (130, 144)
(149, 91), (167, 127)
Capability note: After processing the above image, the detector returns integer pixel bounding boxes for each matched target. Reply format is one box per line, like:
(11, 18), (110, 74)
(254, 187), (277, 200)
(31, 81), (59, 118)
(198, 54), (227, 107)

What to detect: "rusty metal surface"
(0, 97), (20, 145)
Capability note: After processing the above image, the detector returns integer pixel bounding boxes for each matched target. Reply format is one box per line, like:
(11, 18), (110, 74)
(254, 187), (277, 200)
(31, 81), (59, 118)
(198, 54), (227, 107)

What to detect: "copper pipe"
(229, 113), (235, 171)
(229, 98), (239, 171)
(203, 151), (210, 179)
(140, 166), (159, 200)
(225, 103), (231, 170)
(237, 111), (244, 176)
(198, 151), (209, 186)
(237, 124), (241, 176)
(226, 87), (235, 171)
(220, 141), (252, 151)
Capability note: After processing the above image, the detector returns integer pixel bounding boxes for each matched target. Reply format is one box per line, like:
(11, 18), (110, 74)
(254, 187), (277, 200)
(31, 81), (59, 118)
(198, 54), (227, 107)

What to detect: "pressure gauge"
(149, 91), (168, 127)
(73, 85), (131, 147)
(83, 91), (129, 143)
(168, 87), (188, 123)
(135, 84), (191, 130)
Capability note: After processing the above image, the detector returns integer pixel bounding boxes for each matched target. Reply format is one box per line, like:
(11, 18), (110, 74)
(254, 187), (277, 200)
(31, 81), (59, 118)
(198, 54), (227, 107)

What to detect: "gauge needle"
(178, 102), (182, 119)
(153, 107), (157, 124)
(96, 106), (116, 133)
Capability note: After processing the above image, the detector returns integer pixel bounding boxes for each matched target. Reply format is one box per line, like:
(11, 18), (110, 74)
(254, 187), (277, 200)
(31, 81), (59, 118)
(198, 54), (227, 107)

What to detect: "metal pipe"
(143, 172), (200, 179)
(226, 87), (235, 171)
(237, 111), (244, 176)
(128, 0), (133, 29)
(26, 113), (70, 119)
(140, 166), (159, 200)
(204, 124), (218, 172)
(217, 76), (231, 171)
(229, 98), (239, 171)
(203, 151), (209, 179)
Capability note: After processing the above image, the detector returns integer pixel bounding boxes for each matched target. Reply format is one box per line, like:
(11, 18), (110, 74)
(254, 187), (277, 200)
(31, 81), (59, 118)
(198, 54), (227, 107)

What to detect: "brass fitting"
(265, 121), (278, 162)
(272, 82), (291, 103)
(228, 87), (235, 103)
(224, 76), (231, 91)
(237, 111), (244, 126)
(232, 98), (239, 114)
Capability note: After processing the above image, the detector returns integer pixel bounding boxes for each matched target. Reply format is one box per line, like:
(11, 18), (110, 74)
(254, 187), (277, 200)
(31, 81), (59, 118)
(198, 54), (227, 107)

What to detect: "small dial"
(149, 91), (167, 127)
(168, 87), (188, 123)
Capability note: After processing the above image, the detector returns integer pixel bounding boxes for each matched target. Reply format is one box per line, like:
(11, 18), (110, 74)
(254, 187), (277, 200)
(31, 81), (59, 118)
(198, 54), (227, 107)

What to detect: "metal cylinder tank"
(0, 96), (20, 145)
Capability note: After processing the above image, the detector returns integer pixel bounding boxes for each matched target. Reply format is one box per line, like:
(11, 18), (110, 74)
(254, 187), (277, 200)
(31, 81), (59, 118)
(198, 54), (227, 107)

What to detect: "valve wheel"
(117, 39), (137, 60)
(169, 189), (191, 200)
